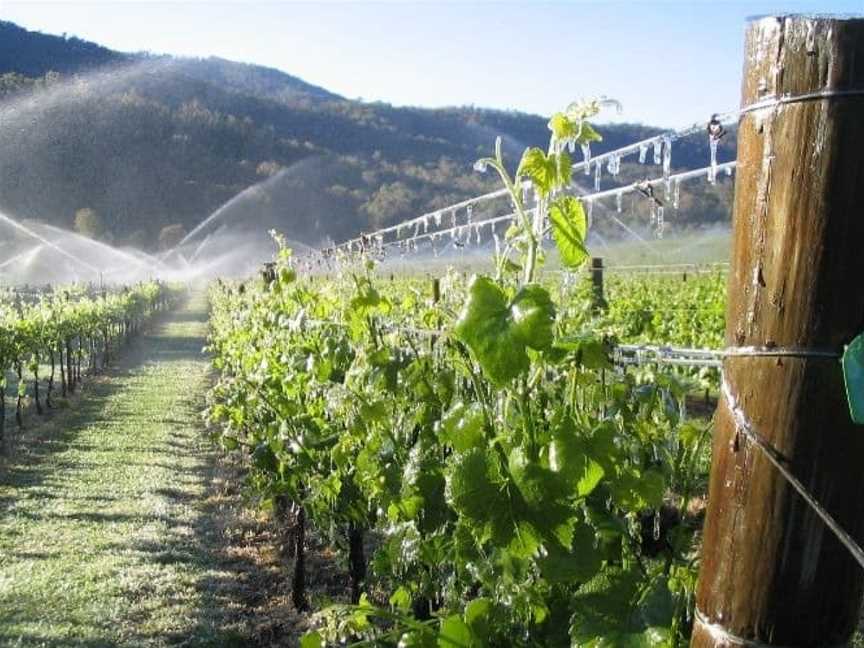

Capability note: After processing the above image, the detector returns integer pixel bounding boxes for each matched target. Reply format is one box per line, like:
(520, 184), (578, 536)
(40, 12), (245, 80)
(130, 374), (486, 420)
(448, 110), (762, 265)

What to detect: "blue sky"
(2, 1), (861, 127)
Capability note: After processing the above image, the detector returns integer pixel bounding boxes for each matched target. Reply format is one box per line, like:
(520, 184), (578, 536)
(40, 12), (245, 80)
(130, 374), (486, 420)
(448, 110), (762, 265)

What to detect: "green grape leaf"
(517, 148), (572, 198)
(438, 614), (475, 648)
(578, 628), (670, 648)
(350, 277), (391, 315)
(389, 586), (412, 610)
(252, 443), (278, 473)
(570, 567), (651, 644)
(550, 420), (606, 497)
(518, 148), (558, 197)
(440, 401), (486, 452)
(300, 631), (324, 648)
(445, 448), (505, 525)
(548, 112), (575, 140)
(578, 122), (603, 145)
(843, 333), (864, 424)
(454, 277), (555, 386)
(401, 630), (438, 648)
(610, 468), (666, 511)
(508, 519), (543, 559)
(510, 284), (557, 350)
(464, 598), (494, 639)
(508, 447), (568, 507)
(549, 196), (589, 269)
(539, 519), (602, 584)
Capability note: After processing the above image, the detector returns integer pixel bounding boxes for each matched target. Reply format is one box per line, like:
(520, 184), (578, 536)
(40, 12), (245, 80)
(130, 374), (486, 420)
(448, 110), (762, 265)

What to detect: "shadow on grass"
(0, 305), (292, 647)
(0, 308), (208, 498)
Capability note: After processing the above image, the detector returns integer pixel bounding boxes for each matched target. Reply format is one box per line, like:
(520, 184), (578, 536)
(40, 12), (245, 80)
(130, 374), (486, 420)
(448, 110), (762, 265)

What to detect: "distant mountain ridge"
(0, 20), (734, 250)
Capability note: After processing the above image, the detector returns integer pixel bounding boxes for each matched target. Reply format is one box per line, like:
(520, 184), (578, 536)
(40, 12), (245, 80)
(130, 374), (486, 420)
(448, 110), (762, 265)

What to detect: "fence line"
(308, 162), (736, 262)
(303, 108), (740, 260)
(294, 311), (864, 573)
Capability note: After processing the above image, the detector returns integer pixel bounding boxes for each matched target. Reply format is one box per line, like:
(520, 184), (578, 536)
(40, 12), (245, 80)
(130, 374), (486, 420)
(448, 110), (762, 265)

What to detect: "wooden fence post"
(692, 15), (864, 647)
(590, 257), (605, 311)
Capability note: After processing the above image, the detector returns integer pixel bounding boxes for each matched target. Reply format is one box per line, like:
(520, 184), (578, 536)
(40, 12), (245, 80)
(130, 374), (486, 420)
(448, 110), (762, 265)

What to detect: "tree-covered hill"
(0, 20), (735, 250)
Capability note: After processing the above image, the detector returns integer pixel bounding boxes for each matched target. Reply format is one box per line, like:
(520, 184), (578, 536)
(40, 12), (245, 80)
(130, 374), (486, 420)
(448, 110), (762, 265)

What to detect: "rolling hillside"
(0, 20), (735, 250)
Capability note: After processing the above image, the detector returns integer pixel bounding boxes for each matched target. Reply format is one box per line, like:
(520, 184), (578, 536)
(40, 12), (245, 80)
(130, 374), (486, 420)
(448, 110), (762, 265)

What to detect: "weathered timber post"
(692, 15), (864, 647)
(589, 257), (606, 311)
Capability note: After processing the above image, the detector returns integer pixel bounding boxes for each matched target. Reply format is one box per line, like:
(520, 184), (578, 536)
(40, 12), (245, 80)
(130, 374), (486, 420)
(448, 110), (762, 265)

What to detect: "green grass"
(0, 296), (257, 647)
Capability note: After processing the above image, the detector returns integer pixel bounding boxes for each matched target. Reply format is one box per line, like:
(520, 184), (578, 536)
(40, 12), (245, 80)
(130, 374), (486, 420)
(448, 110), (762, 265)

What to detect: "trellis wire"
(292, 314), (864, 571)
(307, 161), (736, 265)
(308, 107), (740, 260)
(721, 376), (864, 571)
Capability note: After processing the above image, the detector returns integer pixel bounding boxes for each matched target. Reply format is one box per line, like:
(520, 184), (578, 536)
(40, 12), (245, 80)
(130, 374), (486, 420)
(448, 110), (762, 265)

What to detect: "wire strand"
(721, 377), (864, 571)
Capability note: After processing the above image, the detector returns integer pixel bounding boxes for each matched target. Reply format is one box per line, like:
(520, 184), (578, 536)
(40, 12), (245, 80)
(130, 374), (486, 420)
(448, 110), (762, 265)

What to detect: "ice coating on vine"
(708, 138), (719, 184)
(567, 139), (576, 154)
(581, 143), (592, 174)
(662, 135), (672, 180)
(473, 160), (488, 173)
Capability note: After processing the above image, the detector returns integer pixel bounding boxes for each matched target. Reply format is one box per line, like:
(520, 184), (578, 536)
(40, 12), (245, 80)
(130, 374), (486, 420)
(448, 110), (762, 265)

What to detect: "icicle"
(662, 135), (672, 180)
(594, 160), (602, 191)
(656, 207), (665, 239)
(422, 215), (430, 233)
(616, 191), (623, 213)
(567, 139), (576, 153)
(653, 139), (662, 165)
(493, 232), (501, 258)
(607, 153), (620, 176)
(413, 221), (421, 237)
(581, 143), (592, 173)
(672, 179), (681, 210)
(473, 160), (488, 173)
(638, 143), (648, 164)
(451, 209), (457, 227)
(396, 224), (404, 239)
(434, 211), (442, 226)
(585, 198), (594, 229)
(522, 183), (531, 207)
(725, 165), (733, 177)
(466, 204), (474, 224)
(708, 138), (719, 184)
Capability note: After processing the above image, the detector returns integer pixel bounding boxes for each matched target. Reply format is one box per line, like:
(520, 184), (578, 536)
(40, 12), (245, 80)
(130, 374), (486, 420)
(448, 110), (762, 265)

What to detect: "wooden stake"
(590, 257), (605, 311)
(692, 15), (864, 647)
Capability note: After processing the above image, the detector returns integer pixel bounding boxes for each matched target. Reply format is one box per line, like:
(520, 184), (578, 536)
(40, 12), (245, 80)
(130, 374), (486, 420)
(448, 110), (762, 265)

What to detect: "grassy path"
(0, 295), (269, 647)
